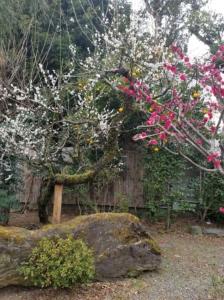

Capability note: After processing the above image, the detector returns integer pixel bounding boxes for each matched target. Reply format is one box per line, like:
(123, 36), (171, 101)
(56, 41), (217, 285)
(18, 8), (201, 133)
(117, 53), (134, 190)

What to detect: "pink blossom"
(130, 43), (224, 173)
(207, 152), (220, 162)
(146, 112), (159, 126)
(117, 86), (136, 97)
(146, 118), (155, 126)
(146, 95), (152, 103)
(160, 114), (167, 122)
(179, 73), (187, 81)
(211, 86), (218, 96)
(207, 152), (221, 168)
(148, 139), (158, 145)
(203, 116), (209, 123)
(168, 112), (175, 120)
(155, 128), (161, 134)
(164, 63), (177, 74)
(159, 132), (167, 140)
(214, 160), (221, 169)
(220, 89), (224, 97)
(139, 132), (147, 139)
(210, 125), (216, 134)
(219, 207), (224, 214)
(164, 119), (171, 130)
(196, 139), (203, 145)
(132, 132), (147, 141)
(207, 111), (213, 120)
(171, 44), (184, 59)
(211, 55), (217, 62)
(219, 45), (224, 52)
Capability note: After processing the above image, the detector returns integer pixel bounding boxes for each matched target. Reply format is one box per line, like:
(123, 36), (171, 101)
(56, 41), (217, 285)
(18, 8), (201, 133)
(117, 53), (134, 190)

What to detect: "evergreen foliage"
(19, 236), (95, 288)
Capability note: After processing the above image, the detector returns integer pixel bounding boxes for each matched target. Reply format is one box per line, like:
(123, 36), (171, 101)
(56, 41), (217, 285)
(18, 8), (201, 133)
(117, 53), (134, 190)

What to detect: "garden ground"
(0, 213), (224, 300)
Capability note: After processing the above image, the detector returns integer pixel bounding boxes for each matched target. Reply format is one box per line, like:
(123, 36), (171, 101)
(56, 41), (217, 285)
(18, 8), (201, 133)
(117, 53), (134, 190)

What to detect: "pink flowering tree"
(116, 44), (224, 175)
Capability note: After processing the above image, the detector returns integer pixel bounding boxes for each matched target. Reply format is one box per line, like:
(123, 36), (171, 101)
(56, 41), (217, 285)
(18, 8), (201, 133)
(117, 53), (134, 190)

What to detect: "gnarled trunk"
(37, 180), (54, 224)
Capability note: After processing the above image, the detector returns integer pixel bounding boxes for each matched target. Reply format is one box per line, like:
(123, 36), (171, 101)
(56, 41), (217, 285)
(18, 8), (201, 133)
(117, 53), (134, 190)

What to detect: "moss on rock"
(0, 213), (161, 287)
(0, 226), (28, 243)
(145, 239), (162, 255)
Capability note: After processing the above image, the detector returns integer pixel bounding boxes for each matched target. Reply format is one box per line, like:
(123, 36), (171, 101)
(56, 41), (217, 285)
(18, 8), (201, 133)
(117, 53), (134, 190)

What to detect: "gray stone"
(190, 225), (203, 236)
(203, 227), (224, 237)
(0, 213), (161, 287)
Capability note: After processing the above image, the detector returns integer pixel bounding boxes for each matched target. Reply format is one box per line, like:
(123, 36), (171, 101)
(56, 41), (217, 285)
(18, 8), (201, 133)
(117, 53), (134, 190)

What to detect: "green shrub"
(0, 189), (20, 225)
(115, 193), (130, 213)
(195, 172), (224, 222)
(19, 236), (95, 288)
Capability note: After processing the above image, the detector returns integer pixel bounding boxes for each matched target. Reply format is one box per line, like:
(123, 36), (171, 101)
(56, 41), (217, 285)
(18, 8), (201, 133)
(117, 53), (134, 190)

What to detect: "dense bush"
(143, 149), (191, 228)
(19, 236), (95, 288)
(195, 172), (224, 222)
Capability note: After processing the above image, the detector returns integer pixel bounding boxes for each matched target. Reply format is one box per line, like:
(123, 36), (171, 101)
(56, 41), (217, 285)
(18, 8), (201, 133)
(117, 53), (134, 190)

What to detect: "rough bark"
(37, 180), (54, 224)
(0, 213), (161, 288)
(54, 106), (122, 186)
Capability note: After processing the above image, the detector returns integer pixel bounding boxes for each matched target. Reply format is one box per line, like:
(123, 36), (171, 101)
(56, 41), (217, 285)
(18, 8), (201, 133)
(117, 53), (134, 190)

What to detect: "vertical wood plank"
(52, 184), (63, 224)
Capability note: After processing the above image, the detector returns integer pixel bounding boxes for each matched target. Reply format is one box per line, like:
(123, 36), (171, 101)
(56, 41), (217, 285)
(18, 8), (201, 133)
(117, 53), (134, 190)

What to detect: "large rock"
(0, 213), (161, 288)
(190, 225), (203, 236)
(203, 227), (224, 237)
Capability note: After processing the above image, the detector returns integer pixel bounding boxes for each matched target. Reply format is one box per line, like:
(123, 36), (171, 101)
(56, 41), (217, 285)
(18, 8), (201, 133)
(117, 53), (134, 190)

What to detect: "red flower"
(196, 139), (203, 145)
(213, 160), (221, 169)
(219, 207), (224, 214)
(207, 152), (219, 162)
(207, 152), (221, 169)
(159, 132), (167, 140)
(210, 125), (216, 134)
(219, 45), (224, 52)
(179, 73), (187, 81)
(148, 139), (158, 145)
(220, 88), (224, 97)
(207, 111), (213, 120)
(164, 63), (177, 74)
(146, 95), (152, 103)
(164, 119), (171, 130)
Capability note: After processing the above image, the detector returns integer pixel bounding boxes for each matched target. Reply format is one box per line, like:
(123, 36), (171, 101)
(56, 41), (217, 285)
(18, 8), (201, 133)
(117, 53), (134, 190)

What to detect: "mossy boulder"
(190, 225), (203, 236)
(0, 213), (161, 287)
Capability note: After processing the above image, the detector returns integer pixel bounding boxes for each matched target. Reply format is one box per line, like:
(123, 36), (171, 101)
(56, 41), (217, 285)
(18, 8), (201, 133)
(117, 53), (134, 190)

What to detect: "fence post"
(52, 184), (63, 224)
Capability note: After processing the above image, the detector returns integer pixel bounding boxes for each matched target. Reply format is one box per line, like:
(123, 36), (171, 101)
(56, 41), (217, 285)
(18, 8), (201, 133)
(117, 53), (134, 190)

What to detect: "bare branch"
(179, 151), (218, 173)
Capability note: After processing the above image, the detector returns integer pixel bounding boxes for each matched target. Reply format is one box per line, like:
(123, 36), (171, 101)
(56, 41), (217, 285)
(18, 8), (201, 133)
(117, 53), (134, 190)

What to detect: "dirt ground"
(1, 212), (224, 300)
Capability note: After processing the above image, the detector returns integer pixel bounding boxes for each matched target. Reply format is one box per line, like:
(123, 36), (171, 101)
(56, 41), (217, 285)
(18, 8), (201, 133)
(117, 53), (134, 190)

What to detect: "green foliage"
(144, 149), (183, 204)
(0, 0), (111, 81)
(0, 189), (20, 224)
(189, 10), (224, 50)
(0, 189), (18, 209)
(143, 149), (196, 226)
(115, 193), (130, 213)
(144, 149), (224, 224)
(210, 274), (224, 299)
(195, 172), (224, 222)
(19, 236), (95, 288)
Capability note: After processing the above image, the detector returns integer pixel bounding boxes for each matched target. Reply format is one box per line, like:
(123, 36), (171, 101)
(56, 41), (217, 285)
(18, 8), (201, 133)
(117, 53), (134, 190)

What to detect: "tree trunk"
(37, 180), (54, 224)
